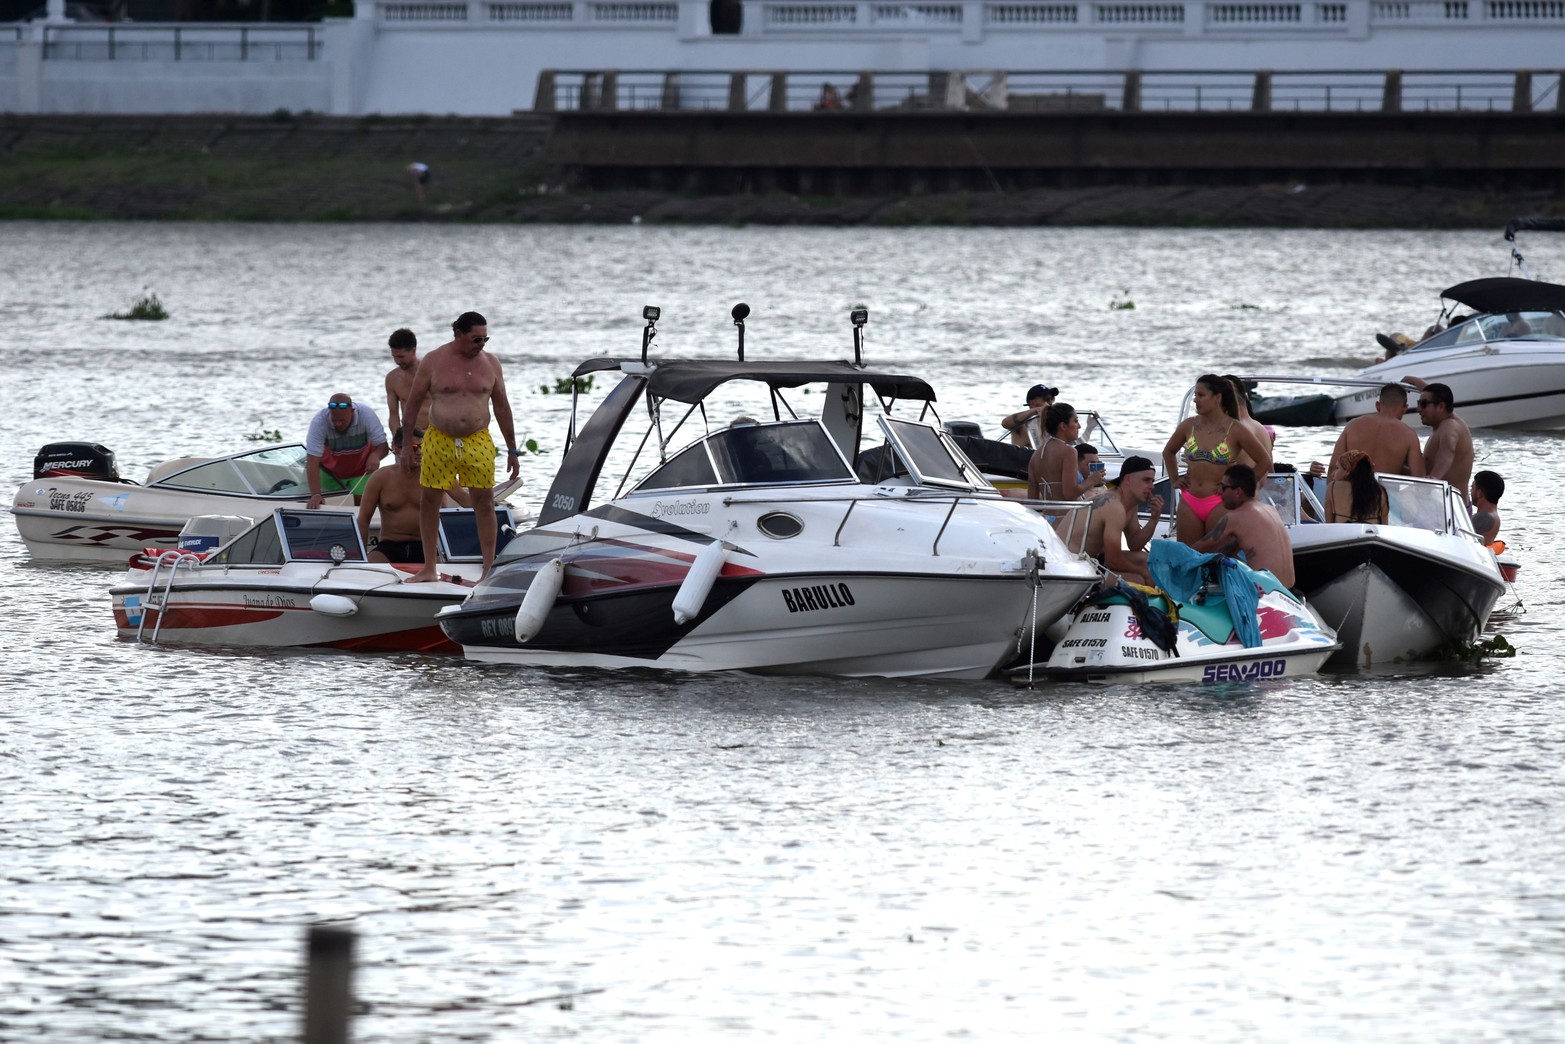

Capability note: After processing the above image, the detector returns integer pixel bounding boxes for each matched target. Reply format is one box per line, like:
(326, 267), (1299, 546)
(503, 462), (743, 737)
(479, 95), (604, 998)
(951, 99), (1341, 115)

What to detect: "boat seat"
(1174, 599), (1235, 645)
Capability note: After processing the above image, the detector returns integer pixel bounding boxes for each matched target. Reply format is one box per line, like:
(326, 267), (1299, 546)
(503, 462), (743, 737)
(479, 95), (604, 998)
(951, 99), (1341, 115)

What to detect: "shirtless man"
(1084, 456), (1166, 585)
(384, 328), (424, 435)
(1470, 470), (1504, 543)
(1323, 384), (1425, 481)
(358, 428), (432, 564)
(1000, 382), (1056, 448)
(1191, 464), (1295, 588)
(400, 311), (521, 581)
(1414, 382), (1474, 506)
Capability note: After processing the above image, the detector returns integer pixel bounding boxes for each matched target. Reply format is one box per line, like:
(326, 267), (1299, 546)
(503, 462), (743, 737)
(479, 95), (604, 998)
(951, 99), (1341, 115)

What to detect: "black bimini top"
(1440, 277), (1565, 315)
(1504, 217), (1565, 241)
(571, 357), (938, 404)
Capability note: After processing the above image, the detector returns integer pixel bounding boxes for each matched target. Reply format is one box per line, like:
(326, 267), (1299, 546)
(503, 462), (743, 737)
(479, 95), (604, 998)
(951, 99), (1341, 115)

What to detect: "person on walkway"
(1320, 383), (1425, 481)
(1470, 470), (1504, 543)
(1083, 455), (1166, 586)
(384, 327), (422, 435)
(1413, 381), (1474, 506)
(305, 392), (388, 508)
(1162, 374), (1270, 544)
(400, 311), (521, 581)
(1191, 463), (1295, 587)
(407, 162), (430, 202)
(1000, 382), (1057, 448)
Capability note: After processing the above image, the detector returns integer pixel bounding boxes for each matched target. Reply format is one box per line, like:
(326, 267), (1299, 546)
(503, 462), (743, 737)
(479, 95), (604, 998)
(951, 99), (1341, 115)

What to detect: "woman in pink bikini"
(1162, 374), (1273, 544)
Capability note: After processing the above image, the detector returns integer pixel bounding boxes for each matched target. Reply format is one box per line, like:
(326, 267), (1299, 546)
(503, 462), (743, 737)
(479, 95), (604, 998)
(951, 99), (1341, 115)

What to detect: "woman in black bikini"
(1327, 450), (1388, 524)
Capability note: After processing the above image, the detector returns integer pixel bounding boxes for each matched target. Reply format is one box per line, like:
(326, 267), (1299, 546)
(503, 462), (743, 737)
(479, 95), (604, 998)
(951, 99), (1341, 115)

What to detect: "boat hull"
(443, 570), (1087, 680)
(1291, 526), (1504, 666)
(110, 564), (472, 650)
(1332, 348), (1565, 431)
(13, 480), (351, 564)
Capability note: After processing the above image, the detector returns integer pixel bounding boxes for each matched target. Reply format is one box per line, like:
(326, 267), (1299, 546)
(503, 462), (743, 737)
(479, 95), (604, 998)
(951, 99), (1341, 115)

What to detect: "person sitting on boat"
(305, 392), (389, 509)
(1162, 374), (1271, 544)
(1075, 443), (1111, 501)
(1325, 450), (1389, 525)
(357, 428), (472, 564)
(1000, 382), (1056, 448)
(1221, 375), (1275, 476)
(1470, 470), (1504, 543)
(1319, 384), (1425, 483)
(1501, 312), (1533, 339)
(1412, 382), (1474, 507)
(1083, 455), (1166, 586)
(1190, 464), (1295, 588)
(1027, 402), (1100, 501)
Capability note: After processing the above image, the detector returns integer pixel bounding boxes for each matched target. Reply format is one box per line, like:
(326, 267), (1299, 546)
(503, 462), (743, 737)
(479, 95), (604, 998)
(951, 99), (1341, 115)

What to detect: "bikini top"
(1182, 422), (1235, 466)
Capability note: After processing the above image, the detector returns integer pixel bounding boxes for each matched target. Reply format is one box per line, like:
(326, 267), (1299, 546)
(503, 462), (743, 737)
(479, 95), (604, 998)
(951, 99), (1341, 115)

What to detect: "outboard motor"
(34, 442), (120, 481)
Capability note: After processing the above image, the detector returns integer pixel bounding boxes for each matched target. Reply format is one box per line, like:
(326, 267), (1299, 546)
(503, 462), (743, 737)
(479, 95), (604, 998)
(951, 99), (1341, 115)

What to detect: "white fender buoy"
(309, 593), (358, 618)
(672, 541), (726, 626)
(515, 558), (564, 643)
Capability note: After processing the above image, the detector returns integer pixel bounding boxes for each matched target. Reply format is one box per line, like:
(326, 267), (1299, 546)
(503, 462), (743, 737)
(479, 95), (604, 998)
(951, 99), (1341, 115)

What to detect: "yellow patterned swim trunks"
(421, 426), (496, 490)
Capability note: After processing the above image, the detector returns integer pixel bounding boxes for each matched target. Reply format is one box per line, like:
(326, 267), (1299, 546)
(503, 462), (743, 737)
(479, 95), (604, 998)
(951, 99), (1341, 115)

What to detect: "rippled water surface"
(3, 223), (1564, 1042)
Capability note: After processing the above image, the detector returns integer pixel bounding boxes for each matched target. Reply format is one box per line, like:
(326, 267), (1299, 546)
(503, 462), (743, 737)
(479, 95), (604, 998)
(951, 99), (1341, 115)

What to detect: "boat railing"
(724, 489), (1093, 559)
(136, 549), (205, 644)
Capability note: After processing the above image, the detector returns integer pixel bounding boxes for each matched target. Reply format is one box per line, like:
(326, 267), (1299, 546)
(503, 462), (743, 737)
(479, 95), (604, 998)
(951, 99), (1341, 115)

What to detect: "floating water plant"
(244, 427), (284, 443)
(107, 292), (169, 321)
(1110, 290), (1135, 311)
(539, 374), (594, 395)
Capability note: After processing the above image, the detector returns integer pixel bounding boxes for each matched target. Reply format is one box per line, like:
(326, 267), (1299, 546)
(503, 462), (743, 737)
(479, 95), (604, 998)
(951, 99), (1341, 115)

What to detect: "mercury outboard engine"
(34, 442), (120, 481)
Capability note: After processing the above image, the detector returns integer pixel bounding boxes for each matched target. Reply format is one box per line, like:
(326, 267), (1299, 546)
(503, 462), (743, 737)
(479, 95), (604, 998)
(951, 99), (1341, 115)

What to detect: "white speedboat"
(1015, 543), (1338, 685)
(13, 441), (355, 564)
(1261, 472), (1505, 667)
(109, 507), (516, 650)
(1333, 220), (1565, 430)
(435, 305), (1101, 680)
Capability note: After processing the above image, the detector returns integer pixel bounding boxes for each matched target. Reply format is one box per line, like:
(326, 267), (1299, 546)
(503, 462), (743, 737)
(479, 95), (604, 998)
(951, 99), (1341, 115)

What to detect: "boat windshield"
(1077, 411), (1121, 456)
(1415, 310), (1565, 351)
(152, 444), (312, 497)
(210, 509), (367, 564)
(873, 416), (988, 491)
(635, 419), (856, 493)
(1381, 475), (1470, 534)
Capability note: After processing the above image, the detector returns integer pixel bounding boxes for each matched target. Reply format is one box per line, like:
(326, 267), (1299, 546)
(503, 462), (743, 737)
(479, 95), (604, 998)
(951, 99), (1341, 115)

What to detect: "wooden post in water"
(304, 925), (355, 1044)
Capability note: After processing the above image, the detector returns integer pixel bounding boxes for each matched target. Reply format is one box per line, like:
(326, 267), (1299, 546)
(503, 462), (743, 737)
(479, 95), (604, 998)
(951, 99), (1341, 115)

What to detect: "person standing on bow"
(400, 311), (521, 581)
(305, 393), (388, 508)
(1163, 374), (1272, 545)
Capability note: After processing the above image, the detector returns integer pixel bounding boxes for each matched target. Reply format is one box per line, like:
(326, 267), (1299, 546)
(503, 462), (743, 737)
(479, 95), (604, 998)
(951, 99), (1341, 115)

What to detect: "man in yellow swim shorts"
(398, 310), (521, 580)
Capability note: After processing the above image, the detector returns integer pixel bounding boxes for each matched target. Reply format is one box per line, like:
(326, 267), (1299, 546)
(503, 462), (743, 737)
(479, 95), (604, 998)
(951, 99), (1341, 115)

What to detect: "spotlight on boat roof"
(642, 305), (660, 322)
(850, 305), (868, 326)
(641, 304), (660, 363)
(732, 302), (749, 362)
(850, 304), (869, 365)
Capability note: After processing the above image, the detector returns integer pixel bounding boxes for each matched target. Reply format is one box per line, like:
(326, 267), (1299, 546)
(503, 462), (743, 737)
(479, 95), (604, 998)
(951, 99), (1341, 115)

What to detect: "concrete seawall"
(2, 111), (1559, 227)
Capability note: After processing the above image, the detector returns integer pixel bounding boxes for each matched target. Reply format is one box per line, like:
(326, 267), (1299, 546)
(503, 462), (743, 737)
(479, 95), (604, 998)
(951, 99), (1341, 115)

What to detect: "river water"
(3, 223), (1563, 1042)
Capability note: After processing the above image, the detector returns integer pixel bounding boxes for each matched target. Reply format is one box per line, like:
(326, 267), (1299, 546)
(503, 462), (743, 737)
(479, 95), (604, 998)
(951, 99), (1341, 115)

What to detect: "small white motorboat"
(1333, 219), (1565, 431)
(1261, 471), (1506, 667)
(13, 441), (354, 564)
(110, 507), (516, 651)
(435, 304), (1101, 680)
(1012, 541), (1339, 684)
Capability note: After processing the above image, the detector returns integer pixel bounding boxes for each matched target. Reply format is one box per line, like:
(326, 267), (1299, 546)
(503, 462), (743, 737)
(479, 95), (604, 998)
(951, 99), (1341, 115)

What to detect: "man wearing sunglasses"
(1191, 464), (1295, 588)
(400, 310), (521, 581)
(1411, 382), (1474, 507)
(1319, 383), (1424, 483)
(305, 392), (389, 509)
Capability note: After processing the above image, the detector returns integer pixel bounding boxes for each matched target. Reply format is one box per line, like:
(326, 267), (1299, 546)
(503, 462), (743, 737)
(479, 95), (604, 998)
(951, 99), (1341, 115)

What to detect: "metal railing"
(536, 67), (1565, 113)
(41, 24), (322, 62)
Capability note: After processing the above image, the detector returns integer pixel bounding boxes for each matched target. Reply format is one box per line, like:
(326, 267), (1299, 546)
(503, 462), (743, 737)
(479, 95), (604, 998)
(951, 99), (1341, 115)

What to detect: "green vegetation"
(539, 375), (595, 395)
(244, 427), (284, 443)
(107, 291), (169, 321)
(1110, 290), (1135, 310)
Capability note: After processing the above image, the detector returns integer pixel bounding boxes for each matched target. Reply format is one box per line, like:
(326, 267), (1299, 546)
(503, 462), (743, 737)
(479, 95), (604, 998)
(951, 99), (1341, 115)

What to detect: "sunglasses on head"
(328, 401), (352, 410)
